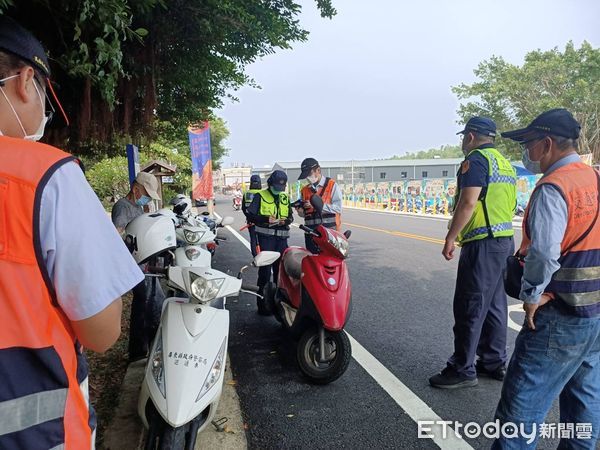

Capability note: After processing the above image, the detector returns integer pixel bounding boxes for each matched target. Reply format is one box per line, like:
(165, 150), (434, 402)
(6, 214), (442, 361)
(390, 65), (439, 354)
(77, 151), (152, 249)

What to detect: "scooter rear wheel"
(297, 328), (351, 384)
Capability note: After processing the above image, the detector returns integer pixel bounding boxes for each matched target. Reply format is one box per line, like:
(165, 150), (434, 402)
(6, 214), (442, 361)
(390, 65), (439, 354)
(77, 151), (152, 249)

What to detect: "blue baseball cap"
(502, 108), (581, 142)
(0, 16), (51, 77)
(457, 116), (497, 137)
(268, 170), (287, 191)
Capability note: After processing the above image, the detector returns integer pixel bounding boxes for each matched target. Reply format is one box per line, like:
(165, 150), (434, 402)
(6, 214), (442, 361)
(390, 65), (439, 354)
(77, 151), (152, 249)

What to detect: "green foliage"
(86, 156), (130, 207)
(0, 0), (336, 157)
(453, 41), (600, 161)
(392, 144), (463, 160)
(87, 116), (230, 202)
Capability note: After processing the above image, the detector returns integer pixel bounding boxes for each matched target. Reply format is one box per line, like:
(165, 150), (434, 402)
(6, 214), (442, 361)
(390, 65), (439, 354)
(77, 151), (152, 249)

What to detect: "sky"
(215, 0), (600, 168)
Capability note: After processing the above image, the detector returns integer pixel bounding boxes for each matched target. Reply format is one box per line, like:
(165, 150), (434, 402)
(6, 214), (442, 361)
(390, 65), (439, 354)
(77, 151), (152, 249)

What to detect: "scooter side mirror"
(173, 203), (187, 215)
(310, 194), (324, 214)
(220, 216), (234, 226)
(253, 251), (280, 267)
(343, 230), (351, 239)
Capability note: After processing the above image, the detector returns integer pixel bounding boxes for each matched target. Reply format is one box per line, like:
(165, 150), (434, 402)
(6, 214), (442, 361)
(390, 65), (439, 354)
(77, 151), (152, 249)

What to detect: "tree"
(392, 144), (463, 160)
(0, 1), (336, 158)
(453, 42), (600, 161)
(87, 117), (230, 205)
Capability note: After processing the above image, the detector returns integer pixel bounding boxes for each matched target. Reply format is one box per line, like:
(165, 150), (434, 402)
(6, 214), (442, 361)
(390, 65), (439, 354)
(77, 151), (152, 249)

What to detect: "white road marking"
(215, 212), (474, 450)
(507, 304), (524, 332)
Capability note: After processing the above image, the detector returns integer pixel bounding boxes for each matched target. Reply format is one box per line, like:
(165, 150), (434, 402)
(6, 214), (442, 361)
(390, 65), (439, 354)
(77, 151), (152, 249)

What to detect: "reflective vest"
(243, 189), (260, 208)
(456, 147), (517, 244)
(257, 189), (289, 219)
(0, 136), (94, 449)
(520, 162), (600, 317)
(301, 177), (341, 231)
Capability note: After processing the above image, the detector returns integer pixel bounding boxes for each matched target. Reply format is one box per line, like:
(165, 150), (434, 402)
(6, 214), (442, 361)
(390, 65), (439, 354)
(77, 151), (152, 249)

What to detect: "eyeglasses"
(519, 136), (546, 152)
(0, 71), (67, 126)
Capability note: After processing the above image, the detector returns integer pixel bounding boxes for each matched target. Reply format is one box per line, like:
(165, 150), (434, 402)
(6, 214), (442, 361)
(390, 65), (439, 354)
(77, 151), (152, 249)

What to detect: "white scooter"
(125, 213), (279, 449)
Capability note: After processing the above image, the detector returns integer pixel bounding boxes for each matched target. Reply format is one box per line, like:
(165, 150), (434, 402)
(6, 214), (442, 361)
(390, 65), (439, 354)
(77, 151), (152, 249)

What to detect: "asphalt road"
(206, 199), (562, 450)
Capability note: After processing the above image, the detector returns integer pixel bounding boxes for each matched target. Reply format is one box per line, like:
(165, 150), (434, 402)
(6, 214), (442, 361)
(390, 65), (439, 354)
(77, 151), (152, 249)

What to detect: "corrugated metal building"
(271, 159), (464, 182)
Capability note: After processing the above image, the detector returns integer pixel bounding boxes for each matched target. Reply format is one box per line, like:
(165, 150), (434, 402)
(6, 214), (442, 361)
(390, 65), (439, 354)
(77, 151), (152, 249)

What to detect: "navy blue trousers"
(448, 236), (514, 378)
(256, 235), (288, 291)
(248, 226), (259, 257)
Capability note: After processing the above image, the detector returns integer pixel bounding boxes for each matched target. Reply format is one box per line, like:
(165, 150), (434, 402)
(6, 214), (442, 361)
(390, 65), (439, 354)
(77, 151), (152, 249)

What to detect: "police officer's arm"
(71, 299), (123, 353)
(281, 202), (294, 225)
(40, 162), (144, 353)
(323, 182), (343, 214)
(245, 195), (269, 225)
(445, 187), (482, 243)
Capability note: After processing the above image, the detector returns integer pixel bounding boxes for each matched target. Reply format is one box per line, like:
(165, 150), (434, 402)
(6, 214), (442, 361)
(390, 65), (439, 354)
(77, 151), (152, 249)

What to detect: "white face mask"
(307, 173), (319, 184)
(0, 74), (47, 141)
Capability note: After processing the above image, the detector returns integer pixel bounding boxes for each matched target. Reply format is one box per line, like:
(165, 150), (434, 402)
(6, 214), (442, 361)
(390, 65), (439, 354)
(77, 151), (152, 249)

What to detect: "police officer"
(295, 157), (343, 253)
(242, 174), (262, 256)
(429, 117), (516, 389)
(0, 17), (143, 448)
(245, 170), (293, 313)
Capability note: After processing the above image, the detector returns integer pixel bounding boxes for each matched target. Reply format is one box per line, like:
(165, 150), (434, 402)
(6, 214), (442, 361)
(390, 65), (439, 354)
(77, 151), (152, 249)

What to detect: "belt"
(305, 216), (336, 226)
(255, 225), (290, 238)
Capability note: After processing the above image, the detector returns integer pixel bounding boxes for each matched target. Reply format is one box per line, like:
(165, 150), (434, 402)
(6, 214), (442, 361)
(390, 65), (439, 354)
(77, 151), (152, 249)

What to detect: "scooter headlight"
(150, 329), (166, 398)
(326, 229), (349, 258)
(190, 274), (224, 302)
(184, 229), (204, 244)
(196, 338), (227, 402)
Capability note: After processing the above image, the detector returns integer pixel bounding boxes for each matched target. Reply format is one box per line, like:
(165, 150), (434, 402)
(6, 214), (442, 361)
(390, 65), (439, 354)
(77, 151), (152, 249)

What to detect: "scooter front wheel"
(144, 402), (192, 450)
(159, 426), (186, 449)
(297, 328), (351, 384)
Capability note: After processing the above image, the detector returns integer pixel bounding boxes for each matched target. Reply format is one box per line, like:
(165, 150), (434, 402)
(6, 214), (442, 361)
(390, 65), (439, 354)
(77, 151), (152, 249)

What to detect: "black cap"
(457, 116), (497, 137)
(249, 174), (261, 189)
(0, 16), (51, 77)
(501, 108), (581, 143)
(268, 170), (288, 191)
(299, 157), (319, 179)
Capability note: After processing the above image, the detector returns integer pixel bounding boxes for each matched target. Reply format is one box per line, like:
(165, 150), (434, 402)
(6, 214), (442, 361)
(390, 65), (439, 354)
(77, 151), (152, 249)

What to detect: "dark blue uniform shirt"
(458, 143), (495, 190)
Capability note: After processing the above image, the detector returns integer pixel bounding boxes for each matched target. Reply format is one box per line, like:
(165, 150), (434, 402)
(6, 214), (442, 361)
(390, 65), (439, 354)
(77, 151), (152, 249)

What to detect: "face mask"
(270, 186), (283, 196)
(136, 195), (152, 206)
(307, 173), (319, 184)
(0, 74), (47, 141)
(522, 147), (542, 174)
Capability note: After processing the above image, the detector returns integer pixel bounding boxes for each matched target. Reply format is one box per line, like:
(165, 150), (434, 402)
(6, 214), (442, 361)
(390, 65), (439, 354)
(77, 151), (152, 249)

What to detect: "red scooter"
(263, 195), (352, 384)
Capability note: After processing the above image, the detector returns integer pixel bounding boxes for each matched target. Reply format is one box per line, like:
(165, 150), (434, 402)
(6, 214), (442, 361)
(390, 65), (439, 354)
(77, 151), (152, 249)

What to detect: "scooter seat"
(283, 248), (311, 280)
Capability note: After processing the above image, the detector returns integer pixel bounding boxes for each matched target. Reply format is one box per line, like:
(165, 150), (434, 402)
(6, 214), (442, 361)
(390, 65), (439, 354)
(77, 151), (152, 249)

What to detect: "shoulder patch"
(461, 160), (470, 174)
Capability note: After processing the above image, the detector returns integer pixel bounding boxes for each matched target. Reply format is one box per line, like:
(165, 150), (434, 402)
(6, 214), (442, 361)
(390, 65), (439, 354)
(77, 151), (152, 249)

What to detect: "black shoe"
(429, 366), (478, 389)
(476, 362), (506, 381)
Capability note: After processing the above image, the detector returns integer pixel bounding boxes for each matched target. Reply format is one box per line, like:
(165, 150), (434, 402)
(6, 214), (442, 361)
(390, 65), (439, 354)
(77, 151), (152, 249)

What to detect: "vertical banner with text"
(188, 122), (213, 200)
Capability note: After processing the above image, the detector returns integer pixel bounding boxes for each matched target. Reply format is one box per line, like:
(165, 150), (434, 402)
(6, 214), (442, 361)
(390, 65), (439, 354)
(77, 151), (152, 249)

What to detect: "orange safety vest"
(0, 136), (94, 448)
(520, 161), (600, 317)
(301, 177), (341, 231)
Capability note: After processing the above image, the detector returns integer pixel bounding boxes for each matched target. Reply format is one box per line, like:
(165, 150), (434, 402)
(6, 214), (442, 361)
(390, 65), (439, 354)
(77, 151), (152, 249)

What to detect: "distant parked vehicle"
(194, 198), (216, 207)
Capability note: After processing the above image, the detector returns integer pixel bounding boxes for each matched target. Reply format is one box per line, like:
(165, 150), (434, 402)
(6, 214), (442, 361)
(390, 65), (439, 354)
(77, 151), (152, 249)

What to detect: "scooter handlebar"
(299, 225), (319, 237)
